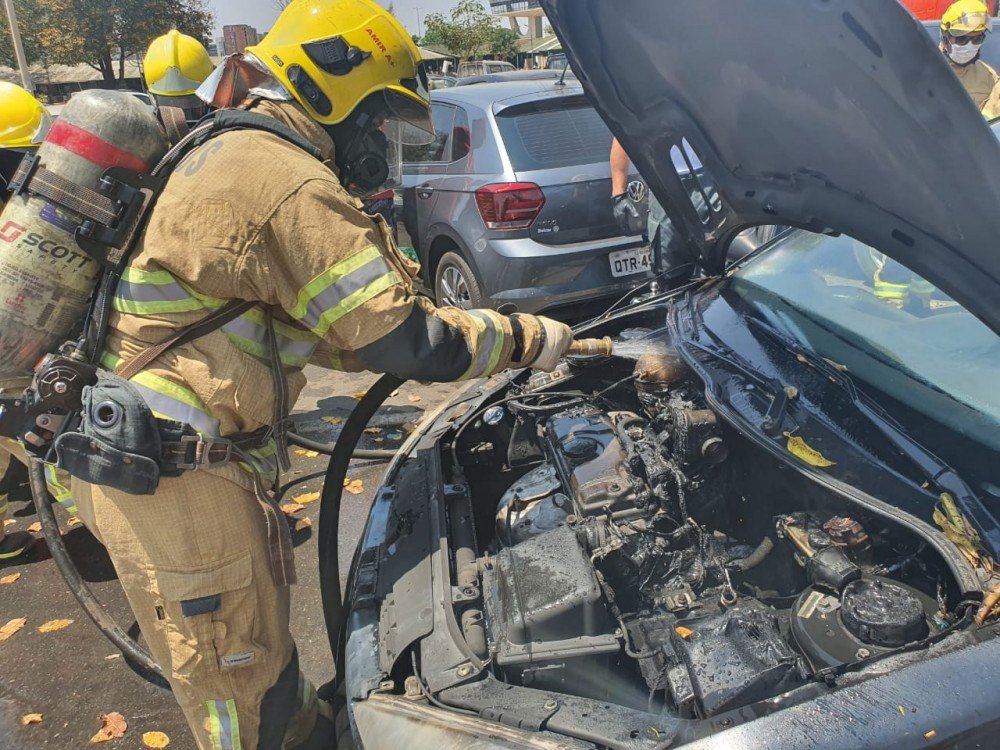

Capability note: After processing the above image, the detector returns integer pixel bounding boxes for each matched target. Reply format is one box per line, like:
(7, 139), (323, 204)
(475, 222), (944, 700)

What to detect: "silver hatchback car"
(398, 79), (652, 319)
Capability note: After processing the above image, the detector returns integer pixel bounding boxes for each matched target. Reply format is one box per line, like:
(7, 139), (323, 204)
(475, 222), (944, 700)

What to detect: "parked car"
(456, 59), (516, 78)
(398, 79), (652, 319)
(545, 52), (569, 70)
(453, 70), (568, 86)
(428, 74), (457, 90)
(339, 2), (1000, 749)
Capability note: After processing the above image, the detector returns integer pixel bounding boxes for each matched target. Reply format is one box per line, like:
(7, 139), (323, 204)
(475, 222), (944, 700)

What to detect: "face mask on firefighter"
(948, 39), (984, 63)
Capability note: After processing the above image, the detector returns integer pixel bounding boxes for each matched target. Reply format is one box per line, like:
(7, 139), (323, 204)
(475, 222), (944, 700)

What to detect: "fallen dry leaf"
(20, 713), (42, 726)
(0, 617), (26, 641)
(0, 573), (21, 584)
(321, 416), (343, 425)
(37, 618), (74, 633)
(104, 654), (121, 661)
(67, 517), (82, 527)
(26, 522), (41, 533)
(293, 491), (320, 505)
(407, 394), (422, 403)
(353, 390), (368, 400)
(674, 626), (695, 640)
(294, 517), (312, 531)
(90, 712), (127, 744)
(142, 730), (170, 748)
(344, 479), (364, 495)
(363, 427), (382, 435)
(294, 449), (320, 459)
(3, 518), (14, 527)
(924, 730), (937, 741)
(280, 503), (305, 516)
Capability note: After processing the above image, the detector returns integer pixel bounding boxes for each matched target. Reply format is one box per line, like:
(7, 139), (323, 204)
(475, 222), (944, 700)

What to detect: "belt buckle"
(178, 435), (233, 470)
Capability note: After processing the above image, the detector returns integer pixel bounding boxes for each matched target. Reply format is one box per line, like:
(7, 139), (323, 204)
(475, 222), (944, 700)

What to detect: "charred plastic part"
(544, 410), (647, 520)
(778, 517), (861, 593)
(840, 577), (930, 647)
(633, 348), (689, 409)
(652, 603), (806, 717)
(666, 406), (728, 466)
(823, 516), (870, 548)
(790, 577), (939, 672)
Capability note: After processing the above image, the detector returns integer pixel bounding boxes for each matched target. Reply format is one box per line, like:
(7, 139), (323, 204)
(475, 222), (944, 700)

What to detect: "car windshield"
(729, 229), (1000, 497)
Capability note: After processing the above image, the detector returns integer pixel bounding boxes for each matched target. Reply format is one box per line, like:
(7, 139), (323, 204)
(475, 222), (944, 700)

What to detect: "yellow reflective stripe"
(120, 266), (180, 285)
(289, 246), (401, 337)
(101, 353), (208, 413)
(115, 267), (224, 315)
(461, 310), (506, 380)
(310, 272), (399, 339)
(0, 493), (8, 517)
(206, 698), (241, 749)
(44, 464), (71, 501)
(290, 246), (383, 321)
(206, 700), (224, 750)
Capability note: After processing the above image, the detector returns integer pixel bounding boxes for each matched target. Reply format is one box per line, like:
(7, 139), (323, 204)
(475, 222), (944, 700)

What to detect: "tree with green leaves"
(0, 0), (45, 68)
(422, 0), (499, 61)
(488, 26), (519, 60)
(6, 0), (213, 84)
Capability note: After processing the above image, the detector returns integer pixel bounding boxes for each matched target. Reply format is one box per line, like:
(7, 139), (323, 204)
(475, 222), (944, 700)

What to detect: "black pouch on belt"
(53, 372), (163, 495)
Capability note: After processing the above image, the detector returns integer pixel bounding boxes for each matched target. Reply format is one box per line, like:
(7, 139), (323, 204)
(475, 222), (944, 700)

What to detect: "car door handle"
(417, 184), (435, 199)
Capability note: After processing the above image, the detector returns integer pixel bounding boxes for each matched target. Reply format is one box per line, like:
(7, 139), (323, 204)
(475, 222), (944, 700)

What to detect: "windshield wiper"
(746, 316), (1000, 551)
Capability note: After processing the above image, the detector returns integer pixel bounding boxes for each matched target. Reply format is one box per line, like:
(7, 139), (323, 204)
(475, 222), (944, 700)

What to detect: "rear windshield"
(496, 100), (612, 171)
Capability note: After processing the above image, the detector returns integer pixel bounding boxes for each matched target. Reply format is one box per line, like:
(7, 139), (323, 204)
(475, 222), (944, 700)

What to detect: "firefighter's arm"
(253, 179), (572, 380)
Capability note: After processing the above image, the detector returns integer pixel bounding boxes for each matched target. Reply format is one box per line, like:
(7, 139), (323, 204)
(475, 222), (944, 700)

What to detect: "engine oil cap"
(840, 577), (929, 647)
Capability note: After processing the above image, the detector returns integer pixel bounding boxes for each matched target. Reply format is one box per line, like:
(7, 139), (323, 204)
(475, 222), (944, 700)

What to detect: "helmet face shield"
(382, 87), (435, 146)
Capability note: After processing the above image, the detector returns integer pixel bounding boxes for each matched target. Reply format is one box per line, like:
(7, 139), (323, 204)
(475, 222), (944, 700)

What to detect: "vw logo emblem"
(626, 180), (647, 203)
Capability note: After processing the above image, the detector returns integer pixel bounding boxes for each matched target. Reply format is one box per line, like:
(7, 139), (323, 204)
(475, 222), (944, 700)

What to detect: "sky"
(207, 0), (463, 41)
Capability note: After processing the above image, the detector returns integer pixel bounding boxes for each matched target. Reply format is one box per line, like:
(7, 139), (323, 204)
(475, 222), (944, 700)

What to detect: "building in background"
(206, 40), (220, 56)
(491, 0), (545, 41)
(223, 24), (259, 55)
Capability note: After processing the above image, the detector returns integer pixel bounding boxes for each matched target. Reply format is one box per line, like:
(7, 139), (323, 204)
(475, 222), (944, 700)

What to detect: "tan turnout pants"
(72, 469), (321, 749)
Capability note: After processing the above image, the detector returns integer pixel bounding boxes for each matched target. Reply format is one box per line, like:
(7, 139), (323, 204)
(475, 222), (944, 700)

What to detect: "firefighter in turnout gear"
(144, 29), (215, 134)
(940, 0), (999, 112)
(68, 1), (576, 747)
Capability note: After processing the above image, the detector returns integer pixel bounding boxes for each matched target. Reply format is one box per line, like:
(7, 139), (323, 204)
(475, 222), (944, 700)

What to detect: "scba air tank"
(0, 90), (168, 378)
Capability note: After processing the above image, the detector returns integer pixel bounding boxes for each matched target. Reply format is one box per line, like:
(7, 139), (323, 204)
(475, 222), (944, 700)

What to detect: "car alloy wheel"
(434, 252), (483, 310)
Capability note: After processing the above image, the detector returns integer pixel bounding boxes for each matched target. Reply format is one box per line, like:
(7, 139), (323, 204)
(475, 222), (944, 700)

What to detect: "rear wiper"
(746, 317), (1000, 549)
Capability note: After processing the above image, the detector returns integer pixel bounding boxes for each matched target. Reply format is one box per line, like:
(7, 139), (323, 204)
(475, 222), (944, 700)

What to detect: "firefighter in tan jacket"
(69, 1), (575, 748)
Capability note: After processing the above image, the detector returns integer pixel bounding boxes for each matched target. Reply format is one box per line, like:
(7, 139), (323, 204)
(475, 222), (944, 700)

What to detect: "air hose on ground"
(27, 457), (164, 680)
(319, 374), (405, 674)
(287, 431), (395, 461)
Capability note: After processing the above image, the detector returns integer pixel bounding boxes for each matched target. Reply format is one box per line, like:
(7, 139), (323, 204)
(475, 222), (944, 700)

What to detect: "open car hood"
(541, 0), (1000, 334)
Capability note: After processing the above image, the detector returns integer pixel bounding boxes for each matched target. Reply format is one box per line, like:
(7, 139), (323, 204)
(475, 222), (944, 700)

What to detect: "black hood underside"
(541, 0), (1000, 334)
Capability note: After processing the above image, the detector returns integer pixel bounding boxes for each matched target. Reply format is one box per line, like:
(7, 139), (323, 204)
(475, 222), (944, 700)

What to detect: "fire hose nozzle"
(567, 336), (614, 357)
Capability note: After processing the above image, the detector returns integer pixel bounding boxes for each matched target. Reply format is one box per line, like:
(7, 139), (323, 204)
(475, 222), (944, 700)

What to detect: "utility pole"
(2, 0), (33, 92)
(415, 6), (422, 38)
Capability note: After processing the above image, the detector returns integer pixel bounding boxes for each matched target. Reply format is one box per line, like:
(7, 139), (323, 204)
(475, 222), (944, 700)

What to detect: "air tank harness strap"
(9, 155), (119, 226)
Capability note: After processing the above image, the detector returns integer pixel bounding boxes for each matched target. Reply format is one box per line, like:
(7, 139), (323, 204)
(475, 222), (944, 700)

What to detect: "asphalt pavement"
(0, 366), (452, 749)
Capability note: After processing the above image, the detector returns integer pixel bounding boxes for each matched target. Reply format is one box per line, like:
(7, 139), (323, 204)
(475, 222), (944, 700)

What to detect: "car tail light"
(474, 183), (545, 230)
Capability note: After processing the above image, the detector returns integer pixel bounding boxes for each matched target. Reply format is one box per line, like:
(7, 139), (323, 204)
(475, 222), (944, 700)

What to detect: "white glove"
(531, 317), (574, 372)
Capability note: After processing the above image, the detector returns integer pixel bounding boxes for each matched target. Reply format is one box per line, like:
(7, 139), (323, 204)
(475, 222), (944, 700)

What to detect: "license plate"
(609, 246), (652, 278)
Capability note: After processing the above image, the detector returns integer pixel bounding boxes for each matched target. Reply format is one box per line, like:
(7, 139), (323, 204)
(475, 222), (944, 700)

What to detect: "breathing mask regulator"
(326, 88), (430, 198)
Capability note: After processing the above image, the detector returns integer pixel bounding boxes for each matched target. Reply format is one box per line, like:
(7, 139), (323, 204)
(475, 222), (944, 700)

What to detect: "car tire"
(434, 251), (484, 310)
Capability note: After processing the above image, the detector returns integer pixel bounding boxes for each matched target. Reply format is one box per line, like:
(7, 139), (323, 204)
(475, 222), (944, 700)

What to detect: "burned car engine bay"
(357, 306), (994, 748)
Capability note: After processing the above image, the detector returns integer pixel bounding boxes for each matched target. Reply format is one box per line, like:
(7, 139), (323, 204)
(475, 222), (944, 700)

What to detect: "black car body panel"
(541, 0), (1000, 333)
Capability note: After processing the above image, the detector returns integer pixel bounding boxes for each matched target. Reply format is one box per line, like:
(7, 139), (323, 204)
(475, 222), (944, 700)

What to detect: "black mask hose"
(27, 458), (164, 681)
(319, 374), (405, 674)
